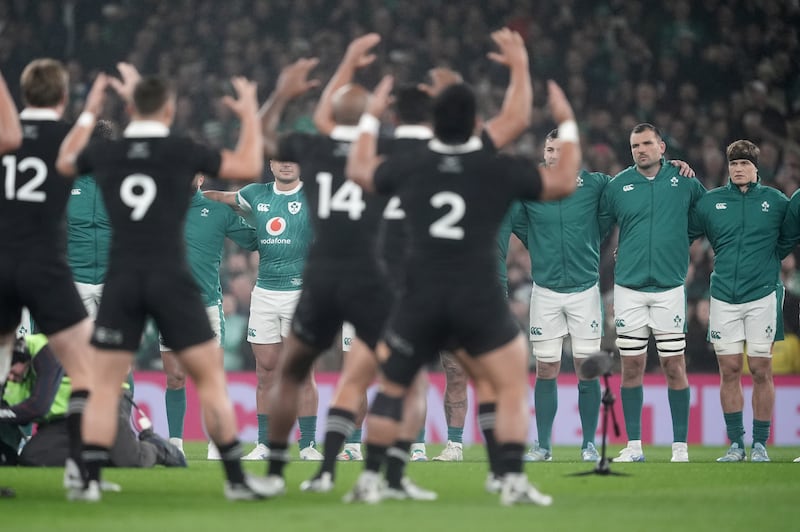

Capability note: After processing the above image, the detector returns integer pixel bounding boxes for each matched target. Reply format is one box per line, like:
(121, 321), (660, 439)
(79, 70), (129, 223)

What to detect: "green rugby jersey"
(520, 170), (610, 293)
(690, 180), (788, 304)
(237, 181), (312, 291)
(66, 175), (111, 284)
(598, 158), (706, 291)
(186, 190), (258, 305)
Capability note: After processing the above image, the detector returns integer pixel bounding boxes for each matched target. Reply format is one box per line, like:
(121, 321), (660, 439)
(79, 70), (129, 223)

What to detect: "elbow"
(55, 157), (74, 178)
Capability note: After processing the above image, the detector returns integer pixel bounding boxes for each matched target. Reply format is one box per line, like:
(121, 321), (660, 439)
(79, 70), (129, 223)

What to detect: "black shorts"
(92, 266), (214, 352)
(292, 262), (393, 351)
(382, 281), (520, 387)
(0, 255), (87, 335)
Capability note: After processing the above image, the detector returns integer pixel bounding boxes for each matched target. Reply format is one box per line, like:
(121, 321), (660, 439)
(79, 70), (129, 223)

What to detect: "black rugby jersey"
(278, 126), (392, 265)
(0, 109), (73, 252)
(75, 121), (221, 268)
(373, 132), (541, 278)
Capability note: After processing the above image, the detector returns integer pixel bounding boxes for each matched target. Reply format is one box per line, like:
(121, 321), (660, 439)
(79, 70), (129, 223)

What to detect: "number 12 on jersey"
(3, 155), (47, 202)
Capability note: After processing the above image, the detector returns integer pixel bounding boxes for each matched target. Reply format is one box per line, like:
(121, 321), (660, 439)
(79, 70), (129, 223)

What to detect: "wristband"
(77, 111), (96, 127)
(358, 114), (380, 136)
(558, 120), (578, 143)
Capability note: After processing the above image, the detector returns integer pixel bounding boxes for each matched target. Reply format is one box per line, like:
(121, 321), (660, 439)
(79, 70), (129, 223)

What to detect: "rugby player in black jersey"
(56, 63), (275, 501)
(345, 30), (582, 505)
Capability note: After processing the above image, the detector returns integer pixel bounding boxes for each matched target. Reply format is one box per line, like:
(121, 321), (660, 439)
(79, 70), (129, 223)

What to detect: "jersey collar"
(124, 120), (170, 138)
(20, 108), (60, 121)
(428, 136), (482, 154)
(330, 125), (359, 142)
(394, 125), (432, 139)
(273, 181), (303, 195)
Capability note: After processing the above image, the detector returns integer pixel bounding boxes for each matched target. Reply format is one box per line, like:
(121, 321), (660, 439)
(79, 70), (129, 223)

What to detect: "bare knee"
(536, 360), (560, 380)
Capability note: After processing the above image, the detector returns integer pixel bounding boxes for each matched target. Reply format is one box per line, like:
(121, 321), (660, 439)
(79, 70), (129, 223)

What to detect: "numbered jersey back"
(373, 135), (542, 276)
(0, 118), (72, 251)
(278, 132), (389, 263)
(76, 135), (221, 268)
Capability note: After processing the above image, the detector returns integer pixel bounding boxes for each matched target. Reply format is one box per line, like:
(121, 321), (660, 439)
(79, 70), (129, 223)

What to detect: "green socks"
(165, 388), (186, 439)
(416, 427), (426, 444)
(723, 411), (745, 448)
(752, 419), (770, 447)
(257, 414), (269, 446)
(447, 426), (463, 444)
(534, 378), (557, 449)
(667, 387), (690, 442)
(346, 427), (362, 445)
(298, 415), (317, 449)
(578, 379), (601, 448)
(621, 386), (643, 441)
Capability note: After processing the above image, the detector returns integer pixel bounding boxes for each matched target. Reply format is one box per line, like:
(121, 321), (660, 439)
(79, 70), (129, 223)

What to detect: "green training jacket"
(66, 176), (111, 284)
(186, 190), (258, 306)
(599, 159), (706, 291)
(690, 179), (788, 304)
(519, 170), (610, 293)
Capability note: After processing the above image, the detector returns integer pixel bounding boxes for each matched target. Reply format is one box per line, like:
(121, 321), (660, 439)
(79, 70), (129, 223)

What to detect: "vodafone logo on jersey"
(266, 217), (286, 236)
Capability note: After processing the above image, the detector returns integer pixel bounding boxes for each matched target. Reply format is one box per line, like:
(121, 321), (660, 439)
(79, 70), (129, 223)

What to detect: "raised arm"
(536, 81), (580, 201)
(346, 75), (394, 193)
(484, 28), (532, 150)
(260, 58), (320, 158)
(313, 33), (380, 136)
(0, 70), (21, 153)
(218, 77), (263, 180)
(55, 74), (109, 177)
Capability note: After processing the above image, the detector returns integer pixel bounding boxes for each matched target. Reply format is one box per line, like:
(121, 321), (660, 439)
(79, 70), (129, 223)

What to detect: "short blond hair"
(20, 58), (68, 108)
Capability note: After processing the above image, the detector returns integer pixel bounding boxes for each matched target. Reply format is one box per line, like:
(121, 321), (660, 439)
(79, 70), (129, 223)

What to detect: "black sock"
(497, 442), (526, 476)
(216, 440), (245, 484)
(365, 443), (388, 473)
(67, 390), (89, 464)
(267, 441), (290, 478)
(385, 440), (411, 488)
(81, 444), (109, 485)
(478, 402), (498, 476)
(320, 407), (356, 479)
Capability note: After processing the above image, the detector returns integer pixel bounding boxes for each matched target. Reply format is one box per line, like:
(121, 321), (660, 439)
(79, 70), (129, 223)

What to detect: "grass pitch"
(3, 444), (798, 532)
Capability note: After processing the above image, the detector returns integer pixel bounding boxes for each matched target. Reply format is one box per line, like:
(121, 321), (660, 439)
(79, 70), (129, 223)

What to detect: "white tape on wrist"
(77, 112), (96, 127)
(558, 120), (578, 143)
(358, 114), (380, 136)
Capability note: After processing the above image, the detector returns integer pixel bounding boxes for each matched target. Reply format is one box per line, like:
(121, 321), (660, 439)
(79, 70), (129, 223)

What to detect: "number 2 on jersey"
(120, 174), (157, 220)
(3, 155), (47, 202)
(429, 191), (465, 240)
(316, 172), (365, 220)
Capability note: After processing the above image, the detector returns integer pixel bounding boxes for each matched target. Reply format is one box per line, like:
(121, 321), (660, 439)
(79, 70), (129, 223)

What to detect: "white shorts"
(709, 291), (780, 346)
(160, 303), (223, 351)
(75, 282), (104, 320)
(248, 286), (300, 344)
(613, 284), (686, 334)
(342, 321), (355, 352)
(529, 283), (602, 341)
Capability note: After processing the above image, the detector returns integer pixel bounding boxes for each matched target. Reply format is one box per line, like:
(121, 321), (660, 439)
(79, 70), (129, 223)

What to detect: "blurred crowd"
(2, 0), (799, 373)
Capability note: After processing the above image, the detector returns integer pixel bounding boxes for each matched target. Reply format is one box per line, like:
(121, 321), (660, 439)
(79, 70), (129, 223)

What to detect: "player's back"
(278, 130), (387, 266)
(375, 137), (541, 279)
(77, 128), (221, 269)
(0, 112), (72, 252)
